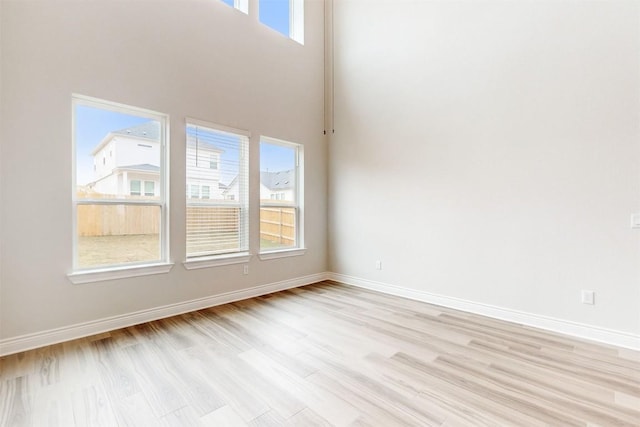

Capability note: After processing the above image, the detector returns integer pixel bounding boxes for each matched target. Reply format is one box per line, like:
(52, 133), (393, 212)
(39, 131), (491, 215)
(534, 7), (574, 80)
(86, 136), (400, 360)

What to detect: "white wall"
(113, 138), (160, 171)
(0, 0), (326, 342)
(329, 0), (640, 336)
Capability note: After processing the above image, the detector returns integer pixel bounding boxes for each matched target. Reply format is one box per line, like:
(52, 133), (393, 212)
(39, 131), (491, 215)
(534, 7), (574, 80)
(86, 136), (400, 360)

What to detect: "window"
(260, 137), (303, 252)
(220, 0), (248, 14)
(259, 0), (304, 44)
(189, 184), (200, 199)
(186, 120), (249, 259)
(130, 180), (141, 196)
(72, 95), (169, 276)
(209, 159), (218, 170)
(144, 181), (155, 196)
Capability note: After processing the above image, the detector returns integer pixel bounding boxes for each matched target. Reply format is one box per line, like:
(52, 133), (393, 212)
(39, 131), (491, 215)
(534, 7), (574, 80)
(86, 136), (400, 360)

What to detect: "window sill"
(183, 253), (251, 270)
(68, 262), (174, 285)
(258, 248), (306, 260)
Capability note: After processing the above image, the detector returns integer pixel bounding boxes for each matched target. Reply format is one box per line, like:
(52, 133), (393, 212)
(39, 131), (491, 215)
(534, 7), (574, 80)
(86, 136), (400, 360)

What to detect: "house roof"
(260, 170), (295, 191)
(91, 121), (160, 155)
(112, 121), (161, 140)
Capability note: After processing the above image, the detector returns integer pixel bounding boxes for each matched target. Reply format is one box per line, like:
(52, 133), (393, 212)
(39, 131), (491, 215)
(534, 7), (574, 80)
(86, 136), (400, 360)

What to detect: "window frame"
(259, 136), (305, 258)
(183, 118), (251, 269)
(69, 94), (172, 284)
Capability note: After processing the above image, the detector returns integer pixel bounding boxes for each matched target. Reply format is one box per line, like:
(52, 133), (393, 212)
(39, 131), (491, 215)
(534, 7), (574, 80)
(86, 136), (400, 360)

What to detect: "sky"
(222, 0), (289, 37)
(76, 105), (295, 187)
(75, 105), (149, 185)
(258, 0), (290, 37)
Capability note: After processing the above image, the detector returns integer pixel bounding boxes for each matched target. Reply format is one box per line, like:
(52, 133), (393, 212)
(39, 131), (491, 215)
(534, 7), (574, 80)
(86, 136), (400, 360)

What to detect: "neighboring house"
(186, 135), (224, 200)
(221, 169), (295, 202)
(87, 121), (162, 197)
(86, 121), (224, 199)
(261, 170), (295, 201)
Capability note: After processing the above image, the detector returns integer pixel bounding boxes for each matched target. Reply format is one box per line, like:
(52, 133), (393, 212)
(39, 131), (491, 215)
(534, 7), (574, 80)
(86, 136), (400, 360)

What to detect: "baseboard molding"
(328, 273), (640, 351)
(0, 272), (330, 356)
(3, 271), (637, 356)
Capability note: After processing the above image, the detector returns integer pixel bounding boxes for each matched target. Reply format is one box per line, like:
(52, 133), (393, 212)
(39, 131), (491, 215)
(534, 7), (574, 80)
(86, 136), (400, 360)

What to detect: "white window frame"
(69, 95), (172, 284)
(183, 119), (251, 270)
(259, 136), (305, 259)
(290, 0), (304, 44)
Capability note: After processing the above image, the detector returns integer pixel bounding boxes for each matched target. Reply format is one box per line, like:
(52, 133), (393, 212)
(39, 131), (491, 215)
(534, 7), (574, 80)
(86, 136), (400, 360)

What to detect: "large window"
(260, 137), (303, 252)
(186, 120), (249, 259)
(72, 96), (169, 275)
(259, 0), (304, 44)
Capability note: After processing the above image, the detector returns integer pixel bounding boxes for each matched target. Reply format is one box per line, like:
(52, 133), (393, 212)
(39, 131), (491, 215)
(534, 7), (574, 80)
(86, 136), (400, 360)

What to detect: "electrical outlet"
(581, 290), (595, 305)
(243, 265), (249, 275)
(375, 260), (382, 270)
(631, 213), (640, 229)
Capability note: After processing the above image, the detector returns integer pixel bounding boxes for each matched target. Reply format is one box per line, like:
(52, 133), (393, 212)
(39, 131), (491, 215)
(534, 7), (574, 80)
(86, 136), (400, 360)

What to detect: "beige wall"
(328, 0), (640, 335)
(2, 0), (639, 347)
(0, 0), (327, 340)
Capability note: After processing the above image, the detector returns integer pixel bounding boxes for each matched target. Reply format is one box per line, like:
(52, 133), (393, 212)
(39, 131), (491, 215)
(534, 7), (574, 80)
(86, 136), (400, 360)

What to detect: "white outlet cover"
(581, 290), (595, 305)
(631, 213), (640, 229)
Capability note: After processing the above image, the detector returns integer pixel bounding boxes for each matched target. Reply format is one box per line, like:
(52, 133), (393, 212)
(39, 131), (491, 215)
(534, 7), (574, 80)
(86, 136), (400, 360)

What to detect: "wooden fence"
(260, 207), (295, 246)
(77, 187), (294, 244)
(77, 204), (160, 237)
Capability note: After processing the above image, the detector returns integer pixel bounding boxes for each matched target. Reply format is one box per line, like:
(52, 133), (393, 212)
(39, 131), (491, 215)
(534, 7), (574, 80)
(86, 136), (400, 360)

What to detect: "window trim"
(68, 262), (174, 285)
(184, 118), (251, 264)
(290, 0), (304, 44)
(258, 248), (305, 260)
(70, 94), (171, 281)
(259, 136), (304, 256)
(183, 252), (251, 270)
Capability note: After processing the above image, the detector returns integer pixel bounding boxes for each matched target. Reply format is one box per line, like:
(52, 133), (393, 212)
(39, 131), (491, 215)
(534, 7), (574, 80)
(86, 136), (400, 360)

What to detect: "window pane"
(186, 123), (248, 258)
(75, 105), (161, 200)
(221, 0), (234, 6)
(73, 96), (167, 273)
(190, 184), (200, 199)
(260, 143), (295, 203)
(259, 0), (290, 37)
(260, 206), (296, 250)
(260, 138), (300, 251)
(76, 204), (161, 268)
(144, 181), (155, 196)
(130, 180), (141, 196)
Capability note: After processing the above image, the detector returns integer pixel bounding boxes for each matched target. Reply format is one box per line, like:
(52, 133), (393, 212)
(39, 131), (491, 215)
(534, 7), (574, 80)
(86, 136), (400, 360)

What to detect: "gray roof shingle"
(260, 170), (295, 191)
(113, 121), (160, 141)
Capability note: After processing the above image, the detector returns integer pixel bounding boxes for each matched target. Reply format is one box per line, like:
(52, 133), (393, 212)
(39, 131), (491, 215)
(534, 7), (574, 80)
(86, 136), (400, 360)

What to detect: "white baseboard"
(0, 272), (329, 357)
(328, 273), (640, 351)
(3, 271), (638, 356)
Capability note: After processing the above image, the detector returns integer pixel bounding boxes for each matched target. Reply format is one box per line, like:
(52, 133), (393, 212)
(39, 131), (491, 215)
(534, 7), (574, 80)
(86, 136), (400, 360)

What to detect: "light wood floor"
(1, 281), (639, 426)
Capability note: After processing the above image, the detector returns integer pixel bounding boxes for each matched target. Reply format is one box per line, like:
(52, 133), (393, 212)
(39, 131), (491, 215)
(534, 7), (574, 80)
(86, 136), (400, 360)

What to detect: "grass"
(77, 234), (159, 268)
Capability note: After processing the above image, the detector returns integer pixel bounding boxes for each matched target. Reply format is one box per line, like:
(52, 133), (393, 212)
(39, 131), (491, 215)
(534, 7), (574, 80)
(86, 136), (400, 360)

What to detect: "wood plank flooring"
(1, 281), (639, 426)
